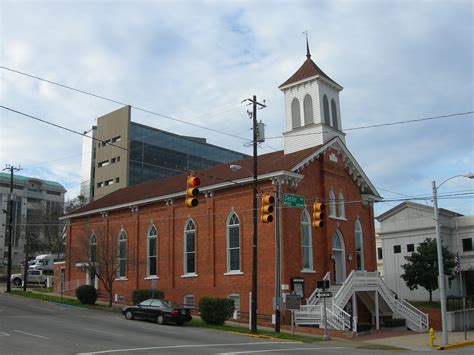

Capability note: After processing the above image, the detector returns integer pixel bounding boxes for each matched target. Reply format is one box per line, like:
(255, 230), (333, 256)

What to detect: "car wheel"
(13, 278), (22, 286)
(125, 311), (134, 320)
(157, 315), (165, 325)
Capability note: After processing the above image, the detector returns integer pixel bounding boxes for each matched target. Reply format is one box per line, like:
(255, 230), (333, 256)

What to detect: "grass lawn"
(357, 343), (408, 351)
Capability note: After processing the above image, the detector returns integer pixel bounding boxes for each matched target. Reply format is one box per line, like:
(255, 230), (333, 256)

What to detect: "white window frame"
(147, 225), (158, 277)
(355, 219), (364, 271)
(117, 229), (127, 279)
(226, 212), (241, 274)
(183, 294), (195, 309)
(183, 219), (197, 276)
(338, 192), (345, 219)
(329, 190), (337, 217)
(301, 209), (313, 272)
(90, 234), (97, 262)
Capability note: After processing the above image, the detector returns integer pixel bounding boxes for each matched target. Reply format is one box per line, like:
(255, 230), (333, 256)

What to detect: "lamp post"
(432, 172), (474, 346)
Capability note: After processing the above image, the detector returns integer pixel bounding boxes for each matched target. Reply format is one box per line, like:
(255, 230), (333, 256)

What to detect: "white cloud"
(0, 0), (472, 212)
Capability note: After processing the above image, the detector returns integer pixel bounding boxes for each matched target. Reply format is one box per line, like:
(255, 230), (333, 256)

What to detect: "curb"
(437, 340), (474, 351)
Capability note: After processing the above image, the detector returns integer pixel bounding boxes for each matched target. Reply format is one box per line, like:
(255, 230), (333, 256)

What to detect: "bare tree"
(71, 224), (135, 307)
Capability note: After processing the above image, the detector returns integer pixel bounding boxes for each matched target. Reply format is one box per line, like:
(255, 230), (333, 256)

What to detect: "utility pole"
(3, 165), (22, 293)
(274, 181), (282, 333)
(242, 95), (266, 334)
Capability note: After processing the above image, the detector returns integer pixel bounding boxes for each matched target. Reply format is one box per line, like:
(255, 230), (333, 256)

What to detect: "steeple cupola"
(279, 42), (345, 154)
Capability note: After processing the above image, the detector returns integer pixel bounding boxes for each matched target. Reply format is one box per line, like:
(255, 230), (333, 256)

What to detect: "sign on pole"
(285, 294), (301, 310)
(282, 193), (305, 208)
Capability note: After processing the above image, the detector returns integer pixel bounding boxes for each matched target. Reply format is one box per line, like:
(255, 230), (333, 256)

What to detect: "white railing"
(307, 272), (331, 305)
(295, 270), (429, 332)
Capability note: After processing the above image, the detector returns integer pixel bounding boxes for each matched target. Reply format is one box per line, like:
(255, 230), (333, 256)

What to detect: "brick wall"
(65, 147), (376, 324)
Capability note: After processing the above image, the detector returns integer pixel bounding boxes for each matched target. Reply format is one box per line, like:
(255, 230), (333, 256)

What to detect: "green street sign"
(283, 193), (305, 208)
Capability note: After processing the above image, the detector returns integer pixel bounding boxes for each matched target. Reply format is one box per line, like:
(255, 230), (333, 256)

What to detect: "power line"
(265, 111), (473, 139)
(0, 66), (249, 141)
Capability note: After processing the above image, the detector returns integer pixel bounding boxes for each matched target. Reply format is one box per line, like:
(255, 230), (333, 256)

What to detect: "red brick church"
(61, 47), (428, 332)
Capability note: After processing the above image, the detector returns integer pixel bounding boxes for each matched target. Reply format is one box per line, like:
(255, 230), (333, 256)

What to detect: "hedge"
(357, 323), (372, 332)
(75, 285), (98, 305)
(384, 318), (406, 327)
(199, 296), (234, 325)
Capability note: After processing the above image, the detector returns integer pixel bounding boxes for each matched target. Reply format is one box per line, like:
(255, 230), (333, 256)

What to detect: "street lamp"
(229, 163), (258, 333)
(432, 172), (474, 346)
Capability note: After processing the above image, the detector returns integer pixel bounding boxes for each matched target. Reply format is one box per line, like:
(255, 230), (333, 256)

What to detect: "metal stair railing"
(307, 271), (331, 305)
(294, 305), (323, 324)
(332, 303), (352, 331)
(333, 270), (356, 308)
(376, 276), (429, 331)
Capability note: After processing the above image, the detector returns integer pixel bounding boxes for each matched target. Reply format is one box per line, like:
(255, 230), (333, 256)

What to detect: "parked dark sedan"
(122, 299), (192, 325)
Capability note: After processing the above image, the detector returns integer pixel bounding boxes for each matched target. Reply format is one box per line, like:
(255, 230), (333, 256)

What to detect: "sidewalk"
(361, 330), (474, 352)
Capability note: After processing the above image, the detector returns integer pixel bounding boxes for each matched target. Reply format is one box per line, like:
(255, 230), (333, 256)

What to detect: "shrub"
(357, 322), (372, 332)
(384, 318), (406, 327)
(131, 288), (164, 305)
(199, 296), (234, 325)
(75, 285), (97, 305)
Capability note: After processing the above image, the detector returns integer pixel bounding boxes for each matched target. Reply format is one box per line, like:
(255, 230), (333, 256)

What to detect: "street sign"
(285, 294), (301, 310)
(283, 193), (305, 208)
(316, 291), (332, 298)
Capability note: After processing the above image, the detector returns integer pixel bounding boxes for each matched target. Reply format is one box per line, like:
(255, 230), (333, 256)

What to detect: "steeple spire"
(304, 30), (311, 59)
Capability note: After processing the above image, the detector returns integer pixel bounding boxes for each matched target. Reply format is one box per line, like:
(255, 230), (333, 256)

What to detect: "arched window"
(338, 192), (345, 219)
(301, 209), (313, 270)
(226, 212), (240, 272)
(291, 98), (301, 129)
(355, 220), (364, 270)
(331, 99), (339, 130)
(329, 191), (337, 217)
(90, 234), (97, 262)
(117, 229), (127, 278)
(184, 219), (196, 275)
(147, 225), (158, 277)
(303, 94), (313, 125)
(323, 95), (331, 125)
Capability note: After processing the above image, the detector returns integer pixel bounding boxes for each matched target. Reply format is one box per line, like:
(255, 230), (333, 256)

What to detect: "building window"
(90, 234), (97, 262)
(228, 294), (240, 313)
(226, 212), (240, 272)
(393, 245), (401, 254)
(115, 177), (120, 183)
(355, 220), (364, 270)
(338, 192), (345, 219)
(303, 94), (313, 125)
(301, 209), (313, 270)
(183, 295), (195, 309)
(104, 179), (114, 186)
(462, 238), (473, 252)
(111, 136), (121, 143)
(323, 95), (330, 125)
(377, 247), (383, 260)
(329, 191), (336, 217)
(98, 160), (109, 168)
(331, 98), (339, 130)
(117, 229), (127, 278)
(147, 225), (157, 277)
(291, 98), (301, 129)
(407, 243), (415, 253)
(184, 219), (196, 274)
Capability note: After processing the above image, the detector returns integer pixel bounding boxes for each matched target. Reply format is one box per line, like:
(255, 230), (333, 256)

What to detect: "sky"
(1, 0), (473, 218)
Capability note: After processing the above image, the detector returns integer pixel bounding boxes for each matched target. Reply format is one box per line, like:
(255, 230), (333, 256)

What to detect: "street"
(0, 292), (349, 354)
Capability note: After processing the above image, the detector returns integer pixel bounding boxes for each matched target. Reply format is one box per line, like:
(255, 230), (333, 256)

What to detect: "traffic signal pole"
(3, 165), (21, 293)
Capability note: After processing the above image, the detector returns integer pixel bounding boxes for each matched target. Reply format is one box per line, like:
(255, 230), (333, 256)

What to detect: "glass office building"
(128, 122), (248, 186)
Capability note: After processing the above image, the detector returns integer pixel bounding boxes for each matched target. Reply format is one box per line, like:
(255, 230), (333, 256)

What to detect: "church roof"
(64, 137), (380, 219)
(279, 56), (341, 89)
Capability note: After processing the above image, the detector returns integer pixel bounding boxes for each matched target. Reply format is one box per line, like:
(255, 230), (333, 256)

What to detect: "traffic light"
(261, 193), (275, 223)
(185, 174), (200, 207)
(312, 202), (325, 228)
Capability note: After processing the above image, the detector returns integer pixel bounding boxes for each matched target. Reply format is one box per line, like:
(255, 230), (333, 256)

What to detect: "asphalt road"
(0, 292), (358, 355)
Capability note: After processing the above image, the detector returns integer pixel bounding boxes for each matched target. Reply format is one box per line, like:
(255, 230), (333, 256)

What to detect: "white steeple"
(279, 42), (345, 154)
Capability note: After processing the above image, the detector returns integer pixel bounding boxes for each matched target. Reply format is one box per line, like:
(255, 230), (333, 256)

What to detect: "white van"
(29, 254), (55, 271)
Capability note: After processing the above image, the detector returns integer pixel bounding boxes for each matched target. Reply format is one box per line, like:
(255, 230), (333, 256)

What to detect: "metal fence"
(447, 296), (474, 312)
